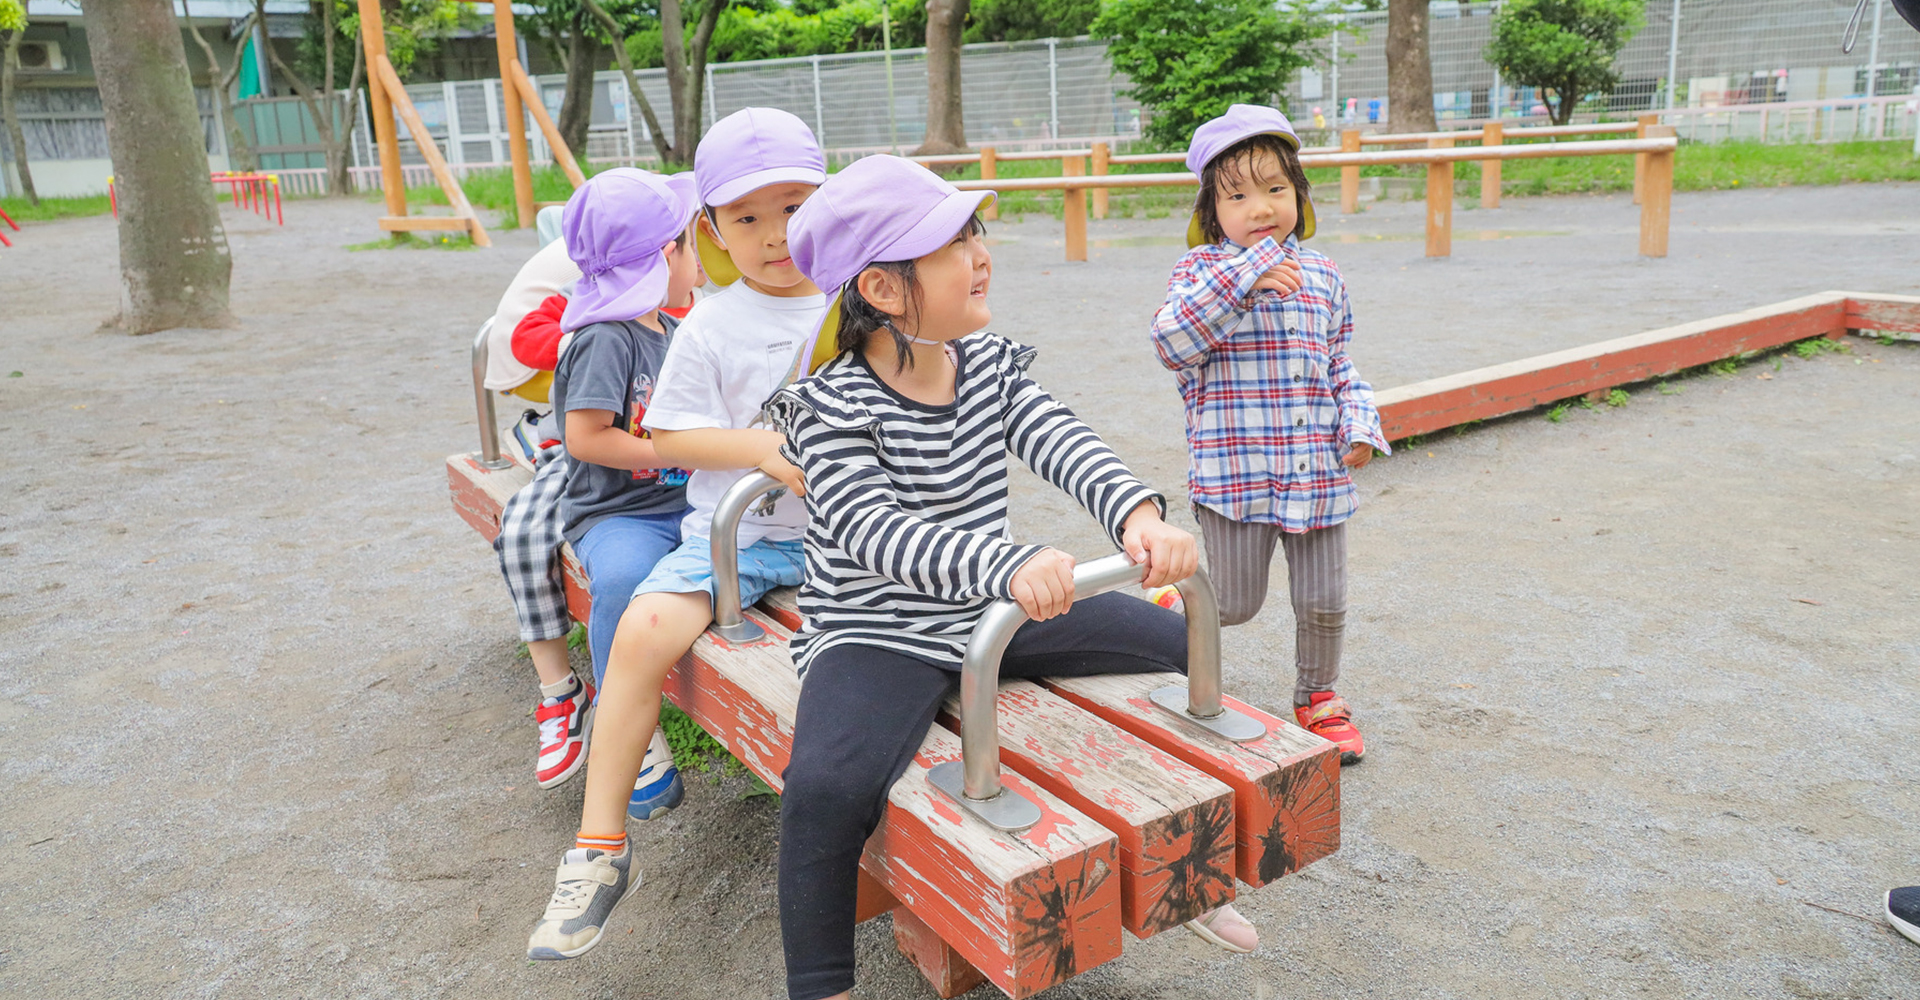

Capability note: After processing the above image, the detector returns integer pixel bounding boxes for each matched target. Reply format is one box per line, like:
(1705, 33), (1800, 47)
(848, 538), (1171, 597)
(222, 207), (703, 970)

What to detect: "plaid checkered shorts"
(493, 444), (573, 642)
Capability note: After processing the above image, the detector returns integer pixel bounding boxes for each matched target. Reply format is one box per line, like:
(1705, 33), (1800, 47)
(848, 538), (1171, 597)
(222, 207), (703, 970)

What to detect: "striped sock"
(575, 831), (627, 854)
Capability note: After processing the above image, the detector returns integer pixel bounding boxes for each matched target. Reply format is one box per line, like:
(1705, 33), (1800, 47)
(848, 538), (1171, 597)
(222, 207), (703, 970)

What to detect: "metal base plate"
(710, 618), (767, 643)
(1149, 685), (1269, 742)
(927, 760), (1043, 833)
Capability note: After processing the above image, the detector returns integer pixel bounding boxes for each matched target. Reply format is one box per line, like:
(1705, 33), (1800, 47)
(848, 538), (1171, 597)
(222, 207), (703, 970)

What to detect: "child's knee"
(1217, 590), (1266, 628)
(1302, 605), (1346, 634)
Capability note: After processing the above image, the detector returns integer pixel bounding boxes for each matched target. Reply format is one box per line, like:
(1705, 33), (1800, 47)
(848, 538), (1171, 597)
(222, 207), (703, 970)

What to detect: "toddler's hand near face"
(1248, 258), (1303, 301)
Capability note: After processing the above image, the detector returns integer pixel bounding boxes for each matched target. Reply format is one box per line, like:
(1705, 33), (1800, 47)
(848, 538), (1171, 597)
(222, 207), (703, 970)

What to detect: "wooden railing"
(950, 127), (1679, 261)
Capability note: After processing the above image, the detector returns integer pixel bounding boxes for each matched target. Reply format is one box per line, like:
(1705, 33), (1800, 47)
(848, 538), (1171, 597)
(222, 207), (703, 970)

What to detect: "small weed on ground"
(345, 232), (477, 251)
(661, 701), (751, 780)
(1793, 335), (1850, 359)
(1606, 388), (1630, 407)
(1708, 358), (1740, 376)
(1546, 401), (1571, 423)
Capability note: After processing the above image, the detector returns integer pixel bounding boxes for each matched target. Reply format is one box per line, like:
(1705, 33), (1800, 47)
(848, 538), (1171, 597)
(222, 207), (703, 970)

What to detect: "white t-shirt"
(642, 282), (828, 547)
(485, 239), (582, 392)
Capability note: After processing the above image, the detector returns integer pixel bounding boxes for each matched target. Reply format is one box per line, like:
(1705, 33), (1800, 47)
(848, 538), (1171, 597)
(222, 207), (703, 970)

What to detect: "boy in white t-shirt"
(526, 107), (828, 961)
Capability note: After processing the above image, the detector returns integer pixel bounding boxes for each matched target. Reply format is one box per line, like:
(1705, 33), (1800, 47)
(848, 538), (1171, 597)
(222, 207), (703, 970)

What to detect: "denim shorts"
(634, 534), (806, 609)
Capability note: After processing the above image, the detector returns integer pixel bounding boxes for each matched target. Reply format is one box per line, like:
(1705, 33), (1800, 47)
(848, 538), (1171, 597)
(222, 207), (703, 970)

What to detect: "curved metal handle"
(930, 553), (1266, 833)
(708, 471), (784, 642)
(469, 318), (511, 470)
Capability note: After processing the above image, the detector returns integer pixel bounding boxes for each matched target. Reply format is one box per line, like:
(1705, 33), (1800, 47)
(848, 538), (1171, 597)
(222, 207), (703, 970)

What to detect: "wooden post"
(1425, 137), (1453, 258)
(493, 1), (535, 229)
(371, 54), (491, 247)
(1062, 155), (1086, 262)
(1340, 129), (1360, 213)
(1633, 113), (1657, 205)
(508, 60), (586, 189)
(357, 0), (405, 219)
(1640, 125), (1674, 258)
(979, 146), (998, 221)
(1479, 121), (1502, 209)
(1090, 141), (1109, 220)
(893, 907), (987, 999)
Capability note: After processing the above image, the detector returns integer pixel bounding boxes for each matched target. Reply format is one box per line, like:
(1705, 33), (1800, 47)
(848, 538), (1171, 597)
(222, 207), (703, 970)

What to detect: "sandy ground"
(1, 185), (1917, 1000)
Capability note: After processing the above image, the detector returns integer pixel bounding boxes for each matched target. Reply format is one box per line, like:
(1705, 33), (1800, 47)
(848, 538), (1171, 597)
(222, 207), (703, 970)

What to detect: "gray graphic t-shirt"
(551, 316), (691, 546)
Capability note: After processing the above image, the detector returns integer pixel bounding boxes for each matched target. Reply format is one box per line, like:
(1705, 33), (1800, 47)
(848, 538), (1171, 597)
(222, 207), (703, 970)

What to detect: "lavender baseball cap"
(560, 168), (699, 331)
(695, 107), (827, 208)
(1185, 103), (1316, 245)
(787, 154), (995, 298)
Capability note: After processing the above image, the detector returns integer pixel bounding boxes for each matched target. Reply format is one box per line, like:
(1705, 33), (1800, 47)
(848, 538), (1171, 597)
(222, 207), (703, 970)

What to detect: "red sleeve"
(510, 294), (569, 372)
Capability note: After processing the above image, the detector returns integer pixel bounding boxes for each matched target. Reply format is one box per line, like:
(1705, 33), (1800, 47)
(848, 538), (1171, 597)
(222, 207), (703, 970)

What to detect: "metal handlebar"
(708, 471), (784, 642)
(469, 319), (511, 470)
(927, 555), (1268, 833)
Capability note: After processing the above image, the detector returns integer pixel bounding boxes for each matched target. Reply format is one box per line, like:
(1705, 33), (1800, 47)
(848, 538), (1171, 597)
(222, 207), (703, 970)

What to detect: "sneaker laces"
(544, 855), (611, 919)
(535, 697), (577, 750)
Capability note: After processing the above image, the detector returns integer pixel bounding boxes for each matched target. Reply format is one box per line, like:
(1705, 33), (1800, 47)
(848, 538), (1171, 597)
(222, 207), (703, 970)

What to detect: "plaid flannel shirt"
(1151, 234), (1390, 531)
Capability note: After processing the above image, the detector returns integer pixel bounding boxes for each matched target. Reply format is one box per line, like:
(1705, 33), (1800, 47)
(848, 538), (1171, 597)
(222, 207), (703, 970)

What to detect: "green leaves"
(1486, 0), (1644, 125)
(1092, 0), (1330, 148)
(0, 0), (25, 35)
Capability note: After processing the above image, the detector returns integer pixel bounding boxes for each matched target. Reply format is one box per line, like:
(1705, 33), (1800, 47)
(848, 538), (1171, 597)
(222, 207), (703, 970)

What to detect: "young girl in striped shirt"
(1151, 104), (1392, 765)
(765, 155), (1256, 1000)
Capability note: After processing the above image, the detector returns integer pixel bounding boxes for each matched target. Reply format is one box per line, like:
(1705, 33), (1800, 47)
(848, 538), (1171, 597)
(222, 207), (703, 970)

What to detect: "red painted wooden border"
(1376, 292), (1920, 441)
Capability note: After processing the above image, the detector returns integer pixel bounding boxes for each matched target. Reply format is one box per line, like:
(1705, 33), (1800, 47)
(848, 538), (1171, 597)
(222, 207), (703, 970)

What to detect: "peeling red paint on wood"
(893, 906), (987, 998)
(1043, 673), (1342, 887)
(941, 680), (1237, 939)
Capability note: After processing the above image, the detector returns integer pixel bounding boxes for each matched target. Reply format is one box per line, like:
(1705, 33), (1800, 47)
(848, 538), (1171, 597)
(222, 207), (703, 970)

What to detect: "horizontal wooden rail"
(952, 134), (1677, 262)
(1374, 292), (1920, 441)
(1355, 122), (1638, 146)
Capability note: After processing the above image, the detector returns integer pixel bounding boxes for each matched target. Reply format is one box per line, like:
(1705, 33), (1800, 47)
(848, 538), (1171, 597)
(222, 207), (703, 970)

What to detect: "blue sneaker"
(628, 727), (684, 820)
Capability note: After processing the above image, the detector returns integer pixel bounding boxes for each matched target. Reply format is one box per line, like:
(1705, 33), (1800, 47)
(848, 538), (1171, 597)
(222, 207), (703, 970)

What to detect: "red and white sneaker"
(1295, 691), (1364, 765)
(535, 676), (595, 789)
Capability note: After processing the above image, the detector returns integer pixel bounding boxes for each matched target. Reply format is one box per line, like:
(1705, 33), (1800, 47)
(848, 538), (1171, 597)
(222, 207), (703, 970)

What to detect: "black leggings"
(776, 592), (1189, 1000)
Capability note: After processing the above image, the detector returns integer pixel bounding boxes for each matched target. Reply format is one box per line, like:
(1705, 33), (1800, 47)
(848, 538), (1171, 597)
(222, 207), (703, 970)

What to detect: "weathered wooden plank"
(445, 454), (528, 542)
(893, 905), (988, 999)
(939, 681), (1237, 939)
(670, 614), (1125, 998)
(1042, 672), (1342, 887)
(1374, 292), (1850, 441)
(1843, 292), (1920, 335)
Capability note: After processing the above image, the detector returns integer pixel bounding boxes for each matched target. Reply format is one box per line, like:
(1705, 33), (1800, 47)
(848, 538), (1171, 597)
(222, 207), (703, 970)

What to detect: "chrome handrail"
(707, 471), (783, 642)
(927, 555), (1266, 833)
(469, 318), (511, 470)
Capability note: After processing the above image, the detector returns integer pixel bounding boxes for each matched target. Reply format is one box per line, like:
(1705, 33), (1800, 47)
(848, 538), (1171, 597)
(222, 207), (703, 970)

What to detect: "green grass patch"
(345, 231), (479, 251)
(1, 194), (114, 222)
(398, 164), (603, 228)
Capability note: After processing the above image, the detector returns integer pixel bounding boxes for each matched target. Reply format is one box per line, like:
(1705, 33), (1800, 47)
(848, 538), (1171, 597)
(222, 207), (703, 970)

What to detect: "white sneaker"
(526, 844), (638, 960)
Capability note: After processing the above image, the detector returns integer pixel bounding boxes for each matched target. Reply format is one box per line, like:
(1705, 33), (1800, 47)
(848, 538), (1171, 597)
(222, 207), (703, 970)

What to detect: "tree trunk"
(3, 28), (38, 204)
(912, 0), (969, 155)
(555, 6), (599, 165)
(660, 0), (724, 165)
(1385, 0), (1436, 133)
(183, 3), (256, 173)
(83, 0), (234, 333)
(256, 0), (359, 196)
(581, 0), (673, 162)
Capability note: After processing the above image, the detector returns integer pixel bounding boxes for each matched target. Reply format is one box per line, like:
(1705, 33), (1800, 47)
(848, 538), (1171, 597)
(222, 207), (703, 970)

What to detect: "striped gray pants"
(1193, 504), (1346, 706)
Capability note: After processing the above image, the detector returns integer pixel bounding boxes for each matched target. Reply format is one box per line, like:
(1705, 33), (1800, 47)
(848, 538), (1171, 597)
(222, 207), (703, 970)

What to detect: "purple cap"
(560, 168), (699, 331)
(695, 107), (827, 208)
(1183, 104), (1316, 245)
(787, 155), (994, 297)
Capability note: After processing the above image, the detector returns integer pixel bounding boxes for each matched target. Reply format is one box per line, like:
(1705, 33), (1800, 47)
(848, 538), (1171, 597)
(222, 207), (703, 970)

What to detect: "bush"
(1487, 0), (1644, 126)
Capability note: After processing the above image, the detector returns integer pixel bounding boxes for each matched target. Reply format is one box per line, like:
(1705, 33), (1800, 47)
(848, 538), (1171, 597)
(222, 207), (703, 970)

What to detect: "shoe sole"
(1890, 893), (1920, 946)
(1339, 749), (1363, 766)
(627, 772), (684, 820)
(535, 701), (595, 791)
(527, 864), (645, 961)
(1184, 915), (1255, 954)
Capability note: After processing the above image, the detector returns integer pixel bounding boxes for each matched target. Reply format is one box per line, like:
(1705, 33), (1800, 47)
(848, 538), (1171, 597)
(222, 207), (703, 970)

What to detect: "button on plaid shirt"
(1151, 234), (1390, 531)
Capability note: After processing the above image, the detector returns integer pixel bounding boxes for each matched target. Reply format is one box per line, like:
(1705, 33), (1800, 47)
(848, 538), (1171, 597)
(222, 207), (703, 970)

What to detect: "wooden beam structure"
(1425, 137), (1453, 258)
(1062, 154), (1087, 262)
(1480, 121), (1503, 209)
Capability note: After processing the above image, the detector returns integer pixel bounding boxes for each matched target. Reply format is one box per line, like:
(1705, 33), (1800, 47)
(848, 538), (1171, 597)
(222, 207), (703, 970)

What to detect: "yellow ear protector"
(811, 295), (842, 373)
(1186, 133), (1317, 248)
(695, 209), (744, 287)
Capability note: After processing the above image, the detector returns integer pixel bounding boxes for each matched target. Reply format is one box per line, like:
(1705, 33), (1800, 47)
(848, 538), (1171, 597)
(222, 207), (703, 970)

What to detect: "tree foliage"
(1487, 0), (1644, 126)
(1092, 0), (1330, 148)
(0, 0), (25, 34)
(296, 0), (471, 86)
(963, 0), (1099, 43)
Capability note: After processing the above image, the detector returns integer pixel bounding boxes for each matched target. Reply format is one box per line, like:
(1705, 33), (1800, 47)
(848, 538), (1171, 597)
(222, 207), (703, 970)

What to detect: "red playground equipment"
(108, 171), (283, 226)
(0, 204), (16, 247)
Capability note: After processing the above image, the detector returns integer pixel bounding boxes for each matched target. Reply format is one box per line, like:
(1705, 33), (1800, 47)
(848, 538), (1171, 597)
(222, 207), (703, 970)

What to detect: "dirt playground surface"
(2, 185), (1917, 999)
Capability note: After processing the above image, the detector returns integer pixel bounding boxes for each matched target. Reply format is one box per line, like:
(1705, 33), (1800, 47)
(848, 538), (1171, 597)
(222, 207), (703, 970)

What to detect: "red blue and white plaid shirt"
(1151, 234), (1390, 531)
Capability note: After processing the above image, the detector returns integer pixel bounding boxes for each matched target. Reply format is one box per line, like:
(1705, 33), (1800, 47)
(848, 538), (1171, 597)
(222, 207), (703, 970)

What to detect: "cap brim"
(561, 255), (671, 331)
(1185, 198), (1315, 249)
(872, 189), (996, 265)
(704, 165), (828, 211)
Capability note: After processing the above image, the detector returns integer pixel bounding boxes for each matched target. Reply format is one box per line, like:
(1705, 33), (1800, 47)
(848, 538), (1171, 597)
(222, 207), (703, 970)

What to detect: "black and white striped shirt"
(764, 333), (1163, 675)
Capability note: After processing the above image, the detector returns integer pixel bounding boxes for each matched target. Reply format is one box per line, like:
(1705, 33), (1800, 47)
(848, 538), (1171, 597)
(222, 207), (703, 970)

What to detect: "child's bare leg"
(528, 637), (574, 686)
(577, 591), (713, 837)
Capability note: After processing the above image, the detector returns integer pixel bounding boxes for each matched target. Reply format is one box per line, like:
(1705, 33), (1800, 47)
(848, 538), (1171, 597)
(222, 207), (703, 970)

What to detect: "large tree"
(84, 0), (234, 332)
(1487, 0), (1644, 126)
(255, 0), (362, 194)
(1093, 0), (1330, 148)
(181, 0), (257, 174)
(1, 0), (34, 204)
(1385, 0), (1436, 133)
(913, 0), (969, 155)
(581, 0), (674, 162)
(659, 0), (728, 163)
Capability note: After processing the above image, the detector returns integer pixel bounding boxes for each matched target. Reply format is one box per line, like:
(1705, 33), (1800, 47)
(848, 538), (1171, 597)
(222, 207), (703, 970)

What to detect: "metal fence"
(1296, 0), (1920, 130)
